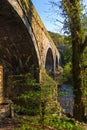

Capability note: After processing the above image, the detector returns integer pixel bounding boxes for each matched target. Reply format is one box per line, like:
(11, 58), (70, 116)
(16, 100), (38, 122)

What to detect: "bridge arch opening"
(0, 0), (40, 98)
(45, 48), (54, 76)
(56, 56), (59, 68)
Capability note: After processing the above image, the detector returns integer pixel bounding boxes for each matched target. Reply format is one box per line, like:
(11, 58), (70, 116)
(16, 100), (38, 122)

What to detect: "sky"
(31, 0), (87, 34)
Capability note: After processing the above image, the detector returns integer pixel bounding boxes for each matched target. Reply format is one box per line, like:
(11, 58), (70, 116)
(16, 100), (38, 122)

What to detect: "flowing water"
(58, 84), (74, 115)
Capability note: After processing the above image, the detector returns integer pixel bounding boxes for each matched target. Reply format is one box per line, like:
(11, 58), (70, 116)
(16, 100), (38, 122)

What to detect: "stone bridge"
(0, 0), (60, 103)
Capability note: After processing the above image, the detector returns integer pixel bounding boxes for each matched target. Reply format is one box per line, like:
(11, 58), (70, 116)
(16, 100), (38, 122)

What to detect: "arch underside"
(0, 0), (39, 77)
(56, 56), (58, 68)
(45, 48), (54, 76)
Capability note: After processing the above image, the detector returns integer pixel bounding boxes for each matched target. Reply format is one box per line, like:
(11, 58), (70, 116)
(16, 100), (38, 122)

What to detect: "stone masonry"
(7, 0), (60, 69)
(0, 0), (60, 103)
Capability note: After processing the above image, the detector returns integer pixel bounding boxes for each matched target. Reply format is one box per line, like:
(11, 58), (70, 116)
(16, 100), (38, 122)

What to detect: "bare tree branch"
(56, 19), (64, 24)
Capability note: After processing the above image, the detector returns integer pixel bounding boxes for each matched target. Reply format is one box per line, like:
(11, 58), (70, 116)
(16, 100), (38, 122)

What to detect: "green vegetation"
(49, 31), (73, 85)
(14, 115), (84, 130)
(48, 31), (64, 46)
(12, 68), (85, 130)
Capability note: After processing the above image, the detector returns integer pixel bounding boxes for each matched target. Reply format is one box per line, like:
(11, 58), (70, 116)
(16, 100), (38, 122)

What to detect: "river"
(58, 84), (74, 115)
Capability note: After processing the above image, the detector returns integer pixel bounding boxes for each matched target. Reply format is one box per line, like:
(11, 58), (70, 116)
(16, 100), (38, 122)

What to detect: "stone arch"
(0, 0), (41, 98)
(0, 0), (40, 76)
(7, 0), (40, 65)
(45, 47), (54, 76)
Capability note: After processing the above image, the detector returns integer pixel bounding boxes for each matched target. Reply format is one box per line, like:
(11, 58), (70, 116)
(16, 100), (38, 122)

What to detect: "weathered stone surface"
(0, 0), (61, 115)
(0, 0), (61, 97)
(7, 0), (60, 70)
(0, 99), (13, 120)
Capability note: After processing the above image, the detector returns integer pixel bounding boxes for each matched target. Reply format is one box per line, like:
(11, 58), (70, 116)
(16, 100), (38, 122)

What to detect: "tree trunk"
(62, 0), (86, 121)
(72, 43), (85, 121)
(69, 1), (85, 121)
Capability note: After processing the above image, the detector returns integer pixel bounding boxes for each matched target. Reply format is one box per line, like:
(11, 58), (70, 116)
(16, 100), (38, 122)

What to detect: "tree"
(62, 0), (87, 121)
(49, 0), (87, 121)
